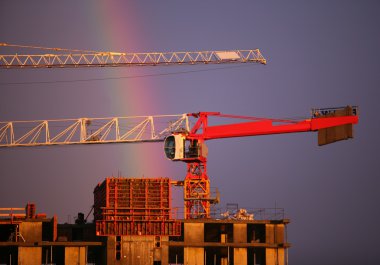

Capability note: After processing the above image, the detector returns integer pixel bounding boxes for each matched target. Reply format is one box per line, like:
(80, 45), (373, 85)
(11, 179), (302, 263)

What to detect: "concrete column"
(234, 248), (247, 265)
(106, 236), (116, 265)
(276, 224), (285, 243)
(265, 224), (286, 265)
(265, 224), (275, 244)
(161, 236), (169, 265)
(266, 248), (284, 265)
(266, 223), (285, 244)
(233, 224), (247, 265)
(184, 247), (204, 265)
(184, 223), (204, 265)
(18, 247), (41, 265)
(65, 246), (86, 265)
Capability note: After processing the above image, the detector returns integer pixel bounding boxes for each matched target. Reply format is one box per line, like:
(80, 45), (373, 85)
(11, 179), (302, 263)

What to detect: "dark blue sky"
(1, 1), (379, 264)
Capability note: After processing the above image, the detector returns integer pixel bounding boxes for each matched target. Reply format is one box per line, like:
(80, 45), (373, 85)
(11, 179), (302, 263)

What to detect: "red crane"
(0, 106), (358, 219)
(0, 106), (359, 219)
(164, 106), (358, 218)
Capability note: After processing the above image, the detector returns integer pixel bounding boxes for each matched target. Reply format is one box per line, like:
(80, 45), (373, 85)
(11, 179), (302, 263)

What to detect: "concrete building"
(0, 206), (289, 265)
(0, 178), (290, 264)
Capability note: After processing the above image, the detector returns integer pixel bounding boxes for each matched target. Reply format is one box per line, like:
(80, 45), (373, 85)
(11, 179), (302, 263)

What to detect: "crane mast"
(0, 43), (266, 69)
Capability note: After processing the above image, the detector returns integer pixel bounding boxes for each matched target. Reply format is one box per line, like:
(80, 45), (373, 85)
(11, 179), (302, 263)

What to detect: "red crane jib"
(186, 116), (358, 140)
(186, 111), (358, 143)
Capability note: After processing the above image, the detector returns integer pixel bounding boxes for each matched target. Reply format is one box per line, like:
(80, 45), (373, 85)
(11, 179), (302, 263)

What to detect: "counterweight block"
(316, 106), (357, 146)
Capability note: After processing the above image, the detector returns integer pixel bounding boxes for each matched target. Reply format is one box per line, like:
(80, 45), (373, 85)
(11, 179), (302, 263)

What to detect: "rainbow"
(89, 2), (182, 207)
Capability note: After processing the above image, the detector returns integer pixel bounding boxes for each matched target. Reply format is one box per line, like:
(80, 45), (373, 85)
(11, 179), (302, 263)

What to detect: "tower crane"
(0, 44), (359, 218)
(0, 106), (359, 219)
(0, 43), (266, 69)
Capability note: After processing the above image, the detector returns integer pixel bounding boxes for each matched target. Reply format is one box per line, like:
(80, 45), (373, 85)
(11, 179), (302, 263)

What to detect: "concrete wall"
(65, 247), (86, 265)
(19, 222), (42, 242)
(18, 247), (41, 265)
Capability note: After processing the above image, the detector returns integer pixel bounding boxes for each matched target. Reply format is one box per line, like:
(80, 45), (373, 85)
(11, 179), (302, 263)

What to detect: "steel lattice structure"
(0, 43), (266, 69)
(0, 114), (189, 147)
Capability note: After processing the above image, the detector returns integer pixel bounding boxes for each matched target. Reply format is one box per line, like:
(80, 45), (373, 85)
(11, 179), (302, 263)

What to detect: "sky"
(0, 1), (379, 264)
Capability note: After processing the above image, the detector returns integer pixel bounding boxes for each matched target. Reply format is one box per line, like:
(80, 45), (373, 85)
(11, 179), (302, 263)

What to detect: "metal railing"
(210, 207), (285, 221)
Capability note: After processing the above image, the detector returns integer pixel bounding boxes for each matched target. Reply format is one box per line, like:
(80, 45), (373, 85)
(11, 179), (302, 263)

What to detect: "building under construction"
(0, 177), (289, 265)
(0, 106), (360, 264)
(0, 43), (361, 265)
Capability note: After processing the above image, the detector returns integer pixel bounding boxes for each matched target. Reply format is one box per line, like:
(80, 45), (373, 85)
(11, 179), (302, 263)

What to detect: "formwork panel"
(94, 178), (171, 212)
(94, 177), (180, 236)
(96, 219), (181, 236)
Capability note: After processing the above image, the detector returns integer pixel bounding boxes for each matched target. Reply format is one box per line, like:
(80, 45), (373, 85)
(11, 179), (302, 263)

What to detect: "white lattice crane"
(0, 43), (266, 69)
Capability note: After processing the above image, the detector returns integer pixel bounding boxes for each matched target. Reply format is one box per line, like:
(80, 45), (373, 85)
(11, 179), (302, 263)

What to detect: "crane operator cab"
(164, 134), (208, 161)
